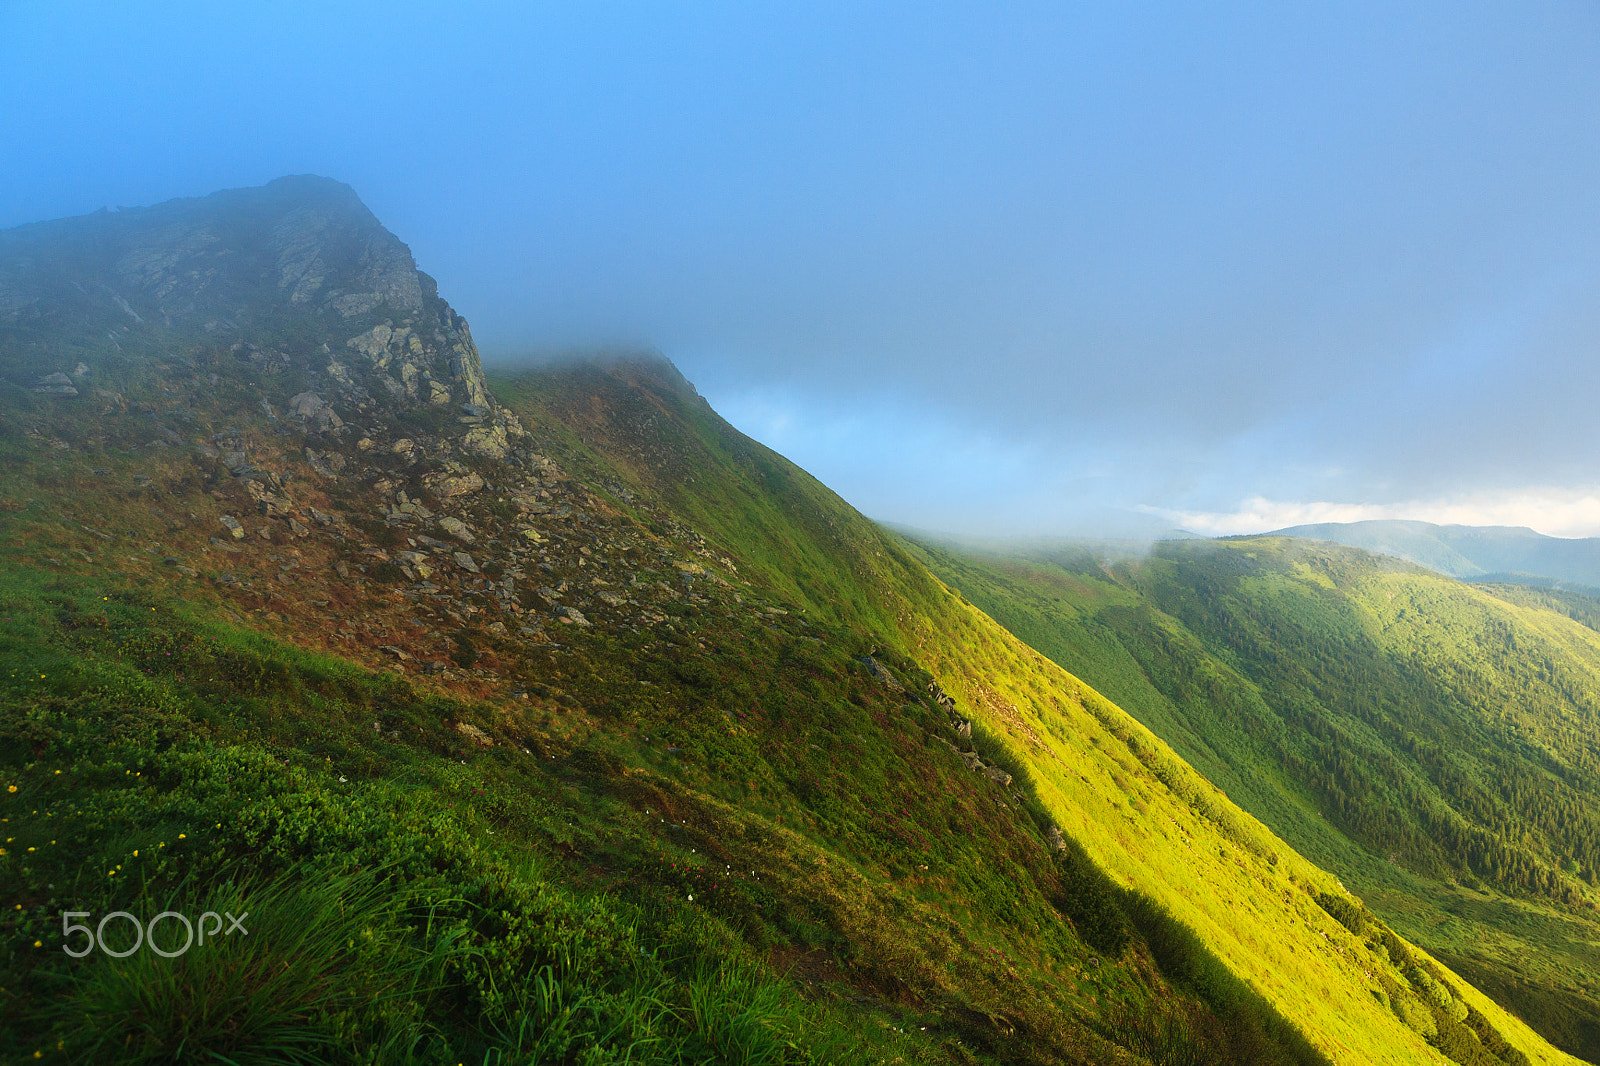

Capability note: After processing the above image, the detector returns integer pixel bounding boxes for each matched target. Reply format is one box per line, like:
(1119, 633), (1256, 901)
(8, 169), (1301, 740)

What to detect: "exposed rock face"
(333, 285), (521, 454)
(857, 655), (904, 691)
(454, 721), (493, 747)
(304, 447), (343, 479)
(0, 177), (419, 327)
(438, 517), (476, 543)
(32, 372), (77, 395)
(0, 175), (523, 456)
(423, 469), (484, 498)
(0, 178), (755, 688)
(982, 765), (1014, 787)
(557, 606), (592, 627)
(271, 200), (424, 314)
(246, 479), (294, 516)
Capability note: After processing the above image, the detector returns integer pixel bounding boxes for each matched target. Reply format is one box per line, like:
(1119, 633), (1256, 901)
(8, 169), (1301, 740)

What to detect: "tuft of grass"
(60, 868), (429, 1064)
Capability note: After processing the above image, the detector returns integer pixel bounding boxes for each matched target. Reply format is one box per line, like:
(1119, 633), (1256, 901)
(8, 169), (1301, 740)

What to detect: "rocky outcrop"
(438, 517), (476, 543)
(0, 178), (759, 686)
(982, 764), (1014, 787)
(335, 297), (523, 457)
(857, 655), (904, 691)
(245, 478), (294, 517)
(271, 198), (423, 315)
(0, 177), (424, 329)
(31, 372), (77, 396)
(424, 469), (485, 498)
(925, 677), (1015, 787)
(0, 175), (521, 462)
(288, 392), (343, 433)
(304, 447), (344, 479)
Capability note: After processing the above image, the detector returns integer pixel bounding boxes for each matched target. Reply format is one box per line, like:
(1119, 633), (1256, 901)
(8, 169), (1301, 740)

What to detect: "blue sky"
(6, 2), (1600, 536)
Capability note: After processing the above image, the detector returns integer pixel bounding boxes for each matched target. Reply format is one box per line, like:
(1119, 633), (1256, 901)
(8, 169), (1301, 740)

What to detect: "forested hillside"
(903, 533), (1600, 1061)
(1270, 520), (1600, 588)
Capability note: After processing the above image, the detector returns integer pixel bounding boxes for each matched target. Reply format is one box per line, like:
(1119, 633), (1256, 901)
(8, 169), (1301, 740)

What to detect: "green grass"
(900, 532), (1600, 1063)
(58, 869), (425, 1064)
(0, 532), (1332, 1065)
(478, 362), (1575, 1065)
(0, 323), (1578, 1063)
(0, 571), (934, 1064)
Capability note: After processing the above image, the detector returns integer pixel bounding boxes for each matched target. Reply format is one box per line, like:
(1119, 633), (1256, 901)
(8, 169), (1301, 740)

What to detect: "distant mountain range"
(1267, 519), (1600, 589)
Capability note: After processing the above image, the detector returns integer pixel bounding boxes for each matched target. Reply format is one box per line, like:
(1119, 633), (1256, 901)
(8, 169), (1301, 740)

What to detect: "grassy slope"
(2, 354), (1345, 1065)
(901, 533), (1600, 1062)
(498, 362), (1577, 1066)
(5, 188), (1521, 1062)
(0, 557), (984, 1065)
(0, 343), (1571, 1064)
(1, 174), (1356, 1060)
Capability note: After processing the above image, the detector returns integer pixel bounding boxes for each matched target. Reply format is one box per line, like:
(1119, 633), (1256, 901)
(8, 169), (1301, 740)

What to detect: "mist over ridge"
(0, 162), (1588, 1064)
(6, 1), (1600, 1060)
(7, 3), (1600, 538)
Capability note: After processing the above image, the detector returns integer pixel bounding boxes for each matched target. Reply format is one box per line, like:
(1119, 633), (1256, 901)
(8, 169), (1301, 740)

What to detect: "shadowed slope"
(494, 357), (1575, 1065)
(902, 532), (1600, 1061)
(0, 182), (1577, 1063)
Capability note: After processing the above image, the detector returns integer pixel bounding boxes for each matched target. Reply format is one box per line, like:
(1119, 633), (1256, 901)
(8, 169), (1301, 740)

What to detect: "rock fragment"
(437, 516), (476, 543)
(454, 721), (493, 746)
(425, 470), (484, 497)
(31, 372), (77, 396)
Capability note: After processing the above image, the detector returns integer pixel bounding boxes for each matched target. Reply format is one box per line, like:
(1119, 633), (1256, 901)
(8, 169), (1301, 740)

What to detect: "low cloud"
(1146, 489), (1600, 539)
(709, 383), (1217, 539)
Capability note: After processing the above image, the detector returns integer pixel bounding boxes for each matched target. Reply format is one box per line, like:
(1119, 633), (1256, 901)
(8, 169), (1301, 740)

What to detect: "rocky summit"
(0, 180), (1578, 1066)
(0, 177), (737, 694)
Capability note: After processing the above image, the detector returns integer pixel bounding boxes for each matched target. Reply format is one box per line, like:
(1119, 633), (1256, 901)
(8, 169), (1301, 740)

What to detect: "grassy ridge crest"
(496, 362), (1575, 1064)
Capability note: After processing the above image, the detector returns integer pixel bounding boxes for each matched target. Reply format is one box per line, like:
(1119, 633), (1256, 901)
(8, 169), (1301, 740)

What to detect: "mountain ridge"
(900, 530), (1600, 1061)
(0, 178), (1577, 1065)
(1269, 519), (1600, 589)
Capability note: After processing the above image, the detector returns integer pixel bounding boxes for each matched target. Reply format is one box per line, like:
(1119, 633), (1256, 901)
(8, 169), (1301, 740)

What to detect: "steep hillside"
(494, 363), (1586, 1065)
(903, 533), (1600, 1061)
(1272, 520), (1600, 589)
(0, 179), (1576, 1065)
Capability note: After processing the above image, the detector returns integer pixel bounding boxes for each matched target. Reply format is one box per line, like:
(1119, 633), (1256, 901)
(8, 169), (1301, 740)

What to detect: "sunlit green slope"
(498, 361), (1580, 1066)
(900, 533), (1600, 1062)
(0, 180), (1576, 1063)
(2, 346), (1335, 1065)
